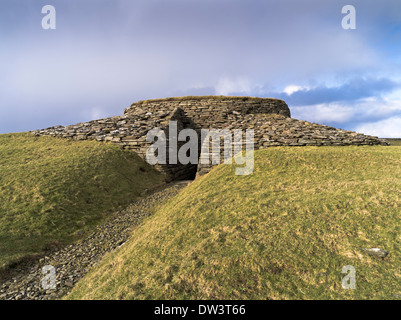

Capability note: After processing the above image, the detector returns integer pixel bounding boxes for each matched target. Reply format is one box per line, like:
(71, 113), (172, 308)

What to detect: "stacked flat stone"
(31, 96), (386, 180)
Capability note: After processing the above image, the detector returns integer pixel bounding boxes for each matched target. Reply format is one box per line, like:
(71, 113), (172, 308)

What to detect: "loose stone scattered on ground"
(0, 181), (190, 300)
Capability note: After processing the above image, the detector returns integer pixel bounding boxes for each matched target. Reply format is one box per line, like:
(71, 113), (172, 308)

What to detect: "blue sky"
(1, 0), (401, 137)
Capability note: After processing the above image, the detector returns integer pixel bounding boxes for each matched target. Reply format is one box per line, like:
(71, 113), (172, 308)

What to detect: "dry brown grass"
(132, 95), (286, 106)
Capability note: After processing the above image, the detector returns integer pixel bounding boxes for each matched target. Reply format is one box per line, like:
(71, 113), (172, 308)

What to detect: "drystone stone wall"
(31, 96), (387, 181)
(123, 96), (291, 129)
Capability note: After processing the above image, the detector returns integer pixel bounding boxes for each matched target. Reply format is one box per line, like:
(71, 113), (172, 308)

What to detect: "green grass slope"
(385, 139), (401, 146)
(67, 146), (401, 300)
(0, 133), (163, 269)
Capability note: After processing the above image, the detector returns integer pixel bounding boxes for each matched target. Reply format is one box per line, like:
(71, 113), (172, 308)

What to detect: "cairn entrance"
(30, 96), (386, 181)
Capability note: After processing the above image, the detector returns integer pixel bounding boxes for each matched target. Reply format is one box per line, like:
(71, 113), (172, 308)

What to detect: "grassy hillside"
(385, 139), (401, 146)
(0, 133), (163, 269)
(67, 146), (401, 300)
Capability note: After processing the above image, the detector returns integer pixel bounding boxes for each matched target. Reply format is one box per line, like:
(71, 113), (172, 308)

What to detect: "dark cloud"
(269, 78), (400, 106)
(0, 0), (400, 134)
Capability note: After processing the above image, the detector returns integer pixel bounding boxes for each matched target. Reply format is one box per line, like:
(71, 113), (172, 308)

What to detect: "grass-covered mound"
(67, 146), (401, 300)
(0, 133), (163, 269)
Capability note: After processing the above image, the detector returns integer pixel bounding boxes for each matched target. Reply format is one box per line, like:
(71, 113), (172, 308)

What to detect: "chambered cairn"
(31, 96), (387, 181)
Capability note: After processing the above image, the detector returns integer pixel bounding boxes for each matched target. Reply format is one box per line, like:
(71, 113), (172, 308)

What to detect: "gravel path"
(0, 181), (191, 300)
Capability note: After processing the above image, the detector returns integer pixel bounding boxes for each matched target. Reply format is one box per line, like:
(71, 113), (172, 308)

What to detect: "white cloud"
(385, 88), (401, 101)
(355, 117), (401, 138)
(291, 104), (355, 124)
(291, 96), (401, 125)
(215, 77), (252, 96)
(283, 85), (307, 95)
(90, 107), (108, 120)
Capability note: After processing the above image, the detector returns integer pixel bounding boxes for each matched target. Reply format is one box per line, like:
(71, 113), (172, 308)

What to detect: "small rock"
(0, 183), (186, 300)
(363, 248), (389, 259)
